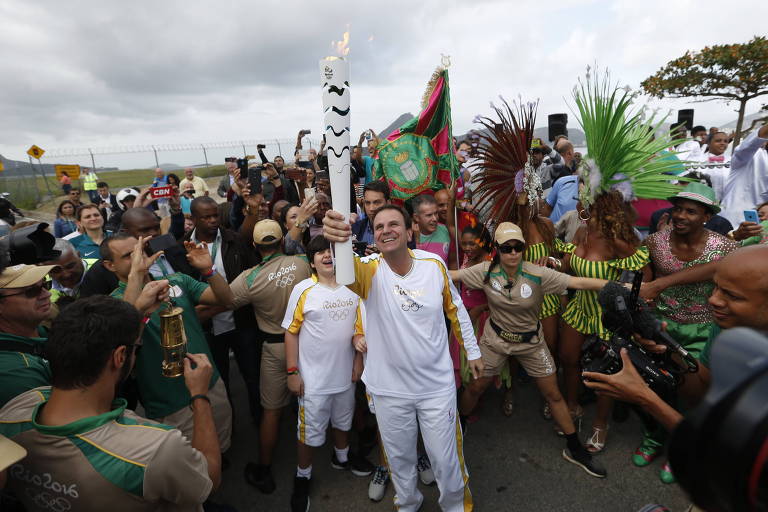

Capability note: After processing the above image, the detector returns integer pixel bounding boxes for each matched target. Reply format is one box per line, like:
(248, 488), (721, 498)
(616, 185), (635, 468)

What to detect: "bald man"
(583, 245), (768, 431)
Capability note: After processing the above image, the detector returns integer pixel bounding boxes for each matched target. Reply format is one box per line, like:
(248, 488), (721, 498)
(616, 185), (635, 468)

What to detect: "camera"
(581, 333), (677, 394)
(581, 276), (698, 393)
(0, 223), (60, 268)
(670, 328), (768, 511)
(257, 144), (266, 150)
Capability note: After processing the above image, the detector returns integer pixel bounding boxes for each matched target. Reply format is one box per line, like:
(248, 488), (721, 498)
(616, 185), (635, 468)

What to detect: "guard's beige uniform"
(456, 260), (570, 377)
(230, 253), (312, 409)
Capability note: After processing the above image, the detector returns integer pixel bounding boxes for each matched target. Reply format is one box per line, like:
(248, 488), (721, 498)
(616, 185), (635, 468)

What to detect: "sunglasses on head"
(0, 280), (50, 299)
(497, 242), (526, 254)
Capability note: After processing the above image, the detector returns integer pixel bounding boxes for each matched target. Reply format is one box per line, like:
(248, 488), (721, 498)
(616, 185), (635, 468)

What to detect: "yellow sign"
(0, 161), (4, 172)
(27, 145), (45, 159)
(55, 164), (81, 180)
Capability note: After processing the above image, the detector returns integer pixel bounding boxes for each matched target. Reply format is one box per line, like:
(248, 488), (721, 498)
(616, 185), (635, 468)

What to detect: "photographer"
(583, 244), (768, 431)
(263, 162), (300, 206)
(0, 294), (222, 510)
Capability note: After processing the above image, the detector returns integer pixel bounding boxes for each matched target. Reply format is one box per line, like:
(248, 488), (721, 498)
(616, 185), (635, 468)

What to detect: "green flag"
(373, 68), (459, 201)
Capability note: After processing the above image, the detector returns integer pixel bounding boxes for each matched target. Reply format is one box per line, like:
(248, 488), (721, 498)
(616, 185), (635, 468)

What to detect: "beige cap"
(0, 434), (27, 471)
(494, 222), (525, 245)
(0, 264), (56, 289)
(252, 219), (283, 245)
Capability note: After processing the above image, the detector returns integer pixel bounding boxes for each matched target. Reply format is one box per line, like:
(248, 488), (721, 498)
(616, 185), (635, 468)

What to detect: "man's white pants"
(370, 392), (472, 512)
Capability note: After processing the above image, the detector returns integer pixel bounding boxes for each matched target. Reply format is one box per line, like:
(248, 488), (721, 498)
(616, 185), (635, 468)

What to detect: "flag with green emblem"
(373, 68), (459, 201)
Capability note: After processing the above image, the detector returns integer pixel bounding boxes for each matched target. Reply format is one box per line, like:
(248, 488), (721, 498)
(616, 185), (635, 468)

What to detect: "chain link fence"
(1, 137), (320, 209)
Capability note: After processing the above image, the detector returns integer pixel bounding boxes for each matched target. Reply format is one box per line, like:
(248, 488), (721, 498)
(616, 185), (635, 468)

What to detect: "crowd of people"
(0, 83), (767, 512)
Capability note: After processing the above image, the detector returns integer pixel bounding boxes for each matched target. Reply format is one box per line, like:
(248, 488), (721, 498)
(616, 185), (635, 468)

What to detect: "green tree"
(642, 36), (768, 147)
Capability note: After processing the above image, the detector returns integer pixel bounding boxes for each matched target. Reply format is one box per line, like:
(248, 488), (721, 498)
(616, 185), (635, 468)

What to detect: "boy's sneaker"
(331, 453), (374, 477)
(416, 455), (435, 485)
(368, 465), (390, 502)
(290, 476), (311, 512)
(562, 448), (607, 478)
(244, 463), (276, 494)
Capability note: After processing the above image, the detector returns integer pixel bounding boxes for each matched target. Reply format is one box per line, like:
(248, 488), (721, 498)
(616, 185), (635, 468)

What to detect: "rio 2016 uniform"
(348, 249), (480, 512)
(230, 253), (312, 409)
(282, 277), (363, 447)
(0, 387), (212, 512)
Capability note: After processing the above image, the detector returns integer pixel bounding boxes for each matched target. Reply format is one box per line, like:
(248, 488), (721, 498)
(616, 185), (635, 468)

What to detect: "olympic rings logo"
(400, 300), (423, 312)
(328, 309), (350, 321)
(274, 274), (296, 288)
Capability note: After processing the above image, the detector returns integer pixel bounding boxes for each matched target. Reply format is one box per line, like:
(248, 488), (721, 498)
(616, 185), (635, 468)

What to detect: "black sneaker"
(244, 462), (277, 493)
(349, 453), (375, 477)
(562, 448), (607, 478)
(290, 476), (311, 512)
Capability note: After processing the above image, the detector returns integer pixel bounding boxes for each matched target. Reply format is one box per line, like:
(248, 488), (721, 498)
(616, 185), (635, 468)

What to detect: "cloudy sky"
(1, 0), (766, 166)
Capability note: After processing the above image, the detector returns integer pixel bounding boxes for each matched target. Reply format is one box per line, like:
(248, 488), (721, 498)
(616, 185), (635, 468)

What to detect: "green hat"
(668, 182), (721, 214)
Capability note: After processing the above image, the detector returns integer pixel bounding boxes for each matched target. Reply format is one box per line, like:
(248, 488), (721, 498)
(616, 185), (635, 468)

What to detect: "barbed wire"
(43, 137), (321, 158)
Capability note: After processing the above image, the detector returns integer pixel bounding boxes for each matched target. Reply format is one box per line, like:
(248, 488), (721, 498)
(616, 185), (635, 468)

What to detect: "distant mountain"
(378, 113), (414, 139)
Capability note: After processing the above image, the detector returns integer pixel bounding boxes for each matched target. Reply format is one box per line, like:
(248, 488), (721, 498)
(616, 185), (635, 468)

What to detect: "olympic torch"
(320, 34), (354, 285)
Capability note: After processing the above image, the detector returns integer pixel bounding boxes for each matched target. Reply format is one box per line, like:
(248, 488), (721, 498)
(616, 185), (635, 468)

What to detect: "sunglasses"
(0, 280), (50, 299)
(497, 242), (526, 254)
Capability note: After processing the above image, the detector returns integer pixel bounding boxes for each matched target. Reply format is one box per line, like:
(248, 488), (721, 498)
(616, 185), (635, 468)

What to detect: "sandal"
(502, 389), (514, 417)
(586, 425), (609, 453)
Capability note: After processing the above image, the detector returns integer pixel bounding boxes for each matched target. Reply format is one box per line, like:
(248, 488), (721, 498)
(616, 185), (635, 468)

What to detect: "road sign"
(27, 145), (45, 159)
(54, 164), (81, 180)
(0, 161), (4, 172)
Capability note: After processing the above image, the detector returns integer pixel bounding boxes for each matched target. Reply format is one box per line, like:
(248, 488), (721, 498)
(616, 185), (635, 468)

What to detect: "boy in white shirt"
(283, 235), (370, 512)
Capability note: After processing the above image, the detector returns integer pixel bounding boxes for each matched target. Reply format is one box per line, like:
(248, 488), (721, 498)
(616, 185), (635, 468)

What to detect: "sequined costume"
(645, 229), (736, 358)
(560, 244), (649, 340)
(524, 242), (561, 319)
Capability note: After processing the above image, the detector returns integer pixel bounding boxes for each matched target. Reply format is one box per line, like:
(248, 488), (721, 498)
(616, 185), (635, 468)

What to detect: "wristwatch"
(296, 220), (309, 230)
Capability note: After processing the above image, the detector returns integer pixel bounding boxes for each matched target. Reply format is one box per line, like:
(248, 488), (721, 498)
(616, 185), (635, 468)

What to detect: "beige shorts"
(261, 342), (292, 410)
(478, 319), (556, 378)
(157, 378), (233, 451)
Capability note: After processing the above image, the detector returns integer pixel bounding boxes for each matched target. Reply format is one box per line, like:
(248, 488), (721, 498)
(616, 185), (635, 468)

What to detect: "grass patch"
(3, 165), (227, 210)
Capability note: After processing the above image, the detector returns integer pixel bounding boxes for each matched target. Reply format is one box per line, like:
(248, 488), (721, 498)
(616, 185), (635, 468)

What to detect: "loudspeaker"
(677, 109), (694, 132)
(548, 114), (568, 142)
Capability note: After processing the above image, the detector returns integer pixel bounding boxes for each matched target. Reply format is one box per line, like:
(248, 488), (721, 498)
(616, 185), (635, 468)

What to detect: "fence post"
(241, 142), (247, 157)
(27, 156), (41, 203)
(88, 148), (96, 171)
(151, 146), (159, 168)
(202, 144), (210, 168)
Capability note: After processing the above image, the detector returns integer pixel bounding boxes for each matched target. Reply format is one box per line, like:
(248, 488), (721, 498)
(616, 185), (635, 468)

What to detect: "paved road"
(211, 366), (690, 511)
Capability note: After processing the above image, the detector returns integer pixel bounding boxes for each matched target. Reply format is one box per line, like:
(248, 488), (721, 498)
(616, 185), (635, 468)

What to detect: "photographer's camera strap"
(0, 340), (45, 357)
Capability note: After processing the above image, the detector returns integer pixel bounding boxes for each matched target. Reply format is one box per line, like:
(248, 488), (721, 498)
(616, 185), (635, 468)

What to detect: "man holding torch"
(323, 205), (483, 512)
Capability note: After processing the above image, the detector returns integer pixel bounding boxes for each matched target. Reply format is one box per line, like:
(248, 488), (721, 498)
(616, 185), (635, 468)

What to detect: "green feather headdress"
(573, 68), (687, 207)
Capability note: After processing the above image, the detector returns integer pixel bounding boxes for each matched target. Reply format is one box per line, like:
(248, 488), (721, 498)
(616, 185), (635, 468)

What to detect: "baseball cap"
(494, 222), (525, 245)
(252, 219), (283, 245)
(0, 264), (56, 289)
(0, 434), (26, 471)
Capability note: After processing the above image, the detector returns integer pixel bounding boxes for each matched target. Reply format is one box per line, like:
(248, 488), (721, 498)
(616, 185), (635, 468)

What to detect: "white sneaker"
(368, 465), (389, 502)
(416, 455), (435, 485)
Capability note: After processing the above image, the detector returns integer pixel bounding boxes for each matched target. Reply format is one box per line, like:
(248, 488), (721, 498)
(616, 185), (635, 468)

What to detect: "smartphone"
(304, 188), (316, 201)
(147, 234), (178, 255)
(247, 167), (263, 195)
(744, 209), (760, 224)
(353, 241), (368, 256)
(365, 130), (372, 141)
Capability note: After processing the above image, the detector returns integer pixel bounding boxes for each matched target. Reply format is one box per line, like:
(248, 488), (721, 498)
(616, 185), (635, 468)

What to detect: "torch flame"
(332, 31), (350, 57)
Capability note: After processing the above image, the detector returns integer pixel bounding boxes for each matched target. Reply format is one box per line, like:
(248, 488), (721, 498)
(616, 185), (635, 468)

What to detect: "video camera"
(581, 272), (699, 394)
(670, 328), (768, 511)
(0, 223), (60, 269)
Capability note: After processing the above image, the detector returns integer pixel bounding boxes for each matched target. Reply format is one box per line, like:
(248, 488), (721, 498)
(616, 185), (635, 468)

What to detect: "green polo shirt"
(0, 332), (51, 408)
(111, 273), (219, 419)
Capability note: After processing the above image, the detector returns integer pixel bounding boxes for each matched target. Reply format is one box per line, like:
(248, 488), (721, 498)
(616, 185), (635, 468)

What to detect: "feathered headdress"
(573, 67), (687, 207)
(470, 98), (542, 222)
